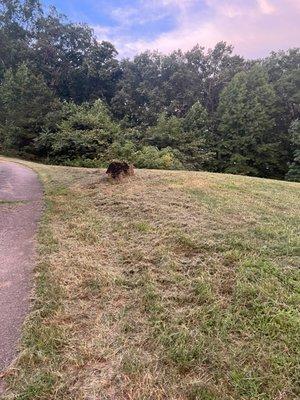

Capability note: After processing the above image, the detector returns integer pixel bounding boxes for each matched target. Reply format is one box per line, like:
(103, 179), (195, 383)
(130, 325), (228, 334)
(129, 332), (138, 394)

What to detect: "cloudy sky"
(42, 0), (300, 58)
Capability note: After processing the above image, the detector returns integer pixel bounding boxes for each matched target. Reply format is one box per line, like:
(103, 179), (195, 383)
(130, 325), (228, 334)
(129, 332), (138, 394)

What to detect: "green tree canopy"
(285, 119), (300, 182)
(0, 63), (58, 152)
(35, 99), (120, 162)
(217, 65), (284, 177)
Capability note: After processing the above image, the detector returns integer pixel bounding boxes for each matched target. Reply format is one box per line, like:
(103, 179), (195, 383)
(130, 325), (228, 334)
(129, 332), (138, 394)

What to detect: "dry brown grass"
(2, 158), (300, 400)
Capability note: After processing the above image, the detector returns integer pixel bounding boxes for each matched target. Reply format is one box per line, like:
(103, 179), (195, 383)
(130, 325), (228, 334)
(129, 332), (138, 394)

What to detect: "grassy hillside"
(3, 159), (300, 400)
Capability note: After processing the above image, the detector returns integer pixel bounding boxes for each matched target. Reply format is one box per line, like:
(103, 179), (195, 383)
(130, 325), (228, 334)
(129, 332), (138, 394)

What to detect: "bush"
(107, 141), (183, 170)
(35, 100), (120, 163)
(134, 146), (183, 169)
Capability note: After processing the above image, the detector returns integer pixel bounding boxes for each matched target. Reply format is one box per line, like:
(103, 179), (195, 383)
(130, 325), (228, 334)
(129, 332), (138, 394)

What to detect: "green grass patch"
(3, 158), (299, 399)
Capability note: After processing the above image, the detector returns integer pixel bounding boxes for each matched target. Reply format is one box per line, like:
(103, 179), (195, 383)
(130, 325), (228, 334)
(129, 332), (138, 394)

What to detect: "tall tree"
(263, 49), (300, 174)
(0, 63), (58, 153)
(0, 1), (121, 103)
(182, 101), (214, 169)
(285, 119), (300, 182)
(32, 9), (120, 103)
(111, 43), (245, 127)
(0, 0), (42, 80)
(183, 101), (209, 132)
(145, 113), (183, 149)
(217, 65), (281, 177)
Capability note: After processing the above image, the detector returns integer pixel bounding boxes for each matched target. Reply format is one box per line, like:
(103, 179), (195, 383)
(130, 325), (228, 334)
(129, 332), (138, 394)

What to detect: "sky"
(42, 0), (300, 58)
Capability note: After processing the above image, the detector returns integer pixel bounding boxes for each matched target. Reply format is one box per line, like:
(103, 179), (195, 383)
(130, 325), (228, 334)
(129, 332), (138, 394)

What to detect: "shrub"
(35, 100), (120, 163)
(134, 146), (183, 169)
(106, 141), (183, 170)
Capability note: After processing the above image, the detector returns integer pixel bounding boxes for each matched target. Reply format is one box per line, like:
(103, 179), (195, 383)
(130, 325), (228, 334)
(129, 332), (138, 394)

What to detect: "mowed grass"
(2, 158), (300, 400)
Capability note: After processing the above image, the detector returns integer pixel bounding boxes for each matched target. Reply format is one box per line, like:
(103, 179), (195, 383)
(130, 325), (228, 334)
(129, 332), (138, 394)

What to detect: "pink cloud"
(257, 0), (276, 14)
(95, 0), (300, 58)
(180, 0), (299, 57)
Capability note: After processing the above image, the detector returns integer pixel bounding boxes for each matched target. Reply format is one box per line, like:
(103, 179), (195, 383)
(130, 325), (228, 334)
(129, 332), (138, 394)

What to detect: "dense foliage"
(0, 0), (299, 180)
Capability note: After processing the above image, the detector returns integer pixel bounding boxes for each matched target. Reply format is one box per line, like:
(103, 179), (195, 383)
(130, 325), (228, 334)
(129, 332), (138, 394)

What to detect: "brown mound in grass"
(106, 161), (134, 179)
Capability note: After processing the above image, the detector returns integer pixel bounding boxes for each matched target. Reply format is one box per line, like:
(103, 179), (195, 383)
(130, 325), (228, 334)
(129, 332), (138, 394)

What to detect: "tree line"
(0, 0), (299, 180)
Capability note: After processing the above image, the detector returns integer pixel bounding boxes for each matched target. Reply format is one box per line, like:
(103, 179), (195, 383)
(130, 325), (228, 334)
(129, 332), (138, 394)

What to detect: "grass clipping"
(3, 162), (300, 400)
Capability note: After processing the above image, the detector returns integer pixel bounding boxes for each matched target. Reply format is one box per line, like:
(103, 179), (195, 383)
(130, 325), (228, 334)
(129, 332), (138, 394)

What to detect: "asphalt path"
(0, 160), (42, 392)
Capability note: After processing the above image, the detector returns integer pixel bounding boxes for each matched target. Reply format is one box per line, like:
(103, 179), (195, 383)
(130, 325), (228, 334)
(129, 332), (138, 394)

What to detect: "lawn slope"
(3, 159), (300, 400)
